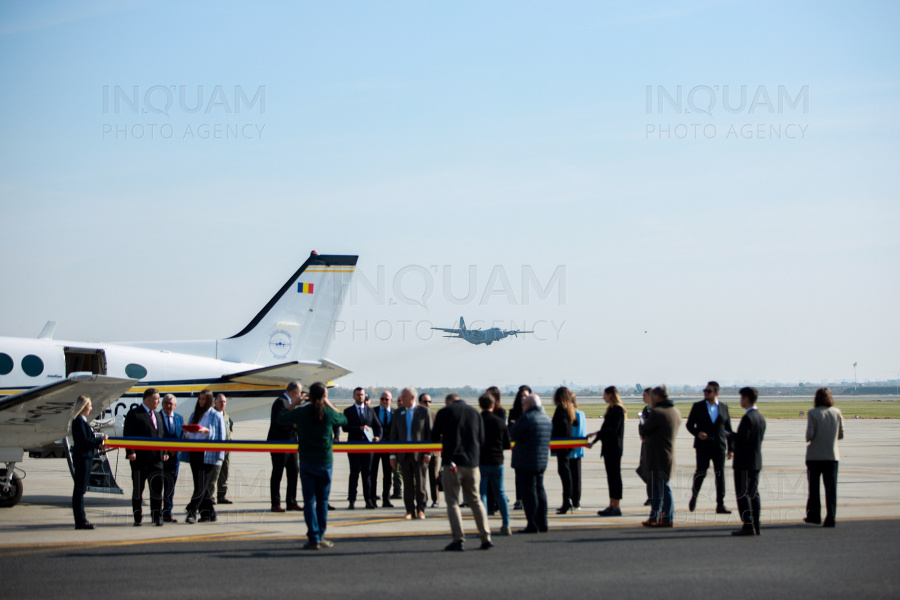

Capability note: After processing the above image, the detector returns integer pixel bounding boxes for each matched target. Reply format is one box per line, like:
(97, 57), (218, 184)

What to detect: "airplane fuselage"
(0, 336), (284, 448)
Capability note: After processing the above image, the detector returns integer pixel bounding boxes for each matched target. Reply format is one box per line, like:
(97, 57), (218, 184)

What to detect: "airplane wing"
(0, 375), (137, 448)
(431, 327), (461, 333)
(225, 359), (352, 386)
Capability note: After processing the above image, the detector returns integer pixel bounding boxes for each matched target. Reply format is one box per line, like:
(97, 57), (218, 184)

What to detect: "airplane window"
(125, 363), (148, 379)
(21, 355), (44, 377)
(0, 353), (12, 375)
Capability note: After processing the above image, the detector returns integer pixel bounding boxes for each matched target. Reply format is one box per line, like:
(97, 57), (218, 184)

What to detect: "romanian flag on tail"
(298, 283), (314, 294)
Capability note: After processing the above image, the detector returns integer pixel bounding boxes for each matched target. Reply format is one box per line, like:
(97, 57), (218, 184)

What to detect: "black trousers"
(516, 469), (548, 532)
(556, 453), (572, 509)
(131, 461), (164, 523)
(72, 456), (92, 526)
(162, 459), (179, 518)
(569, 457), (582, 507)
(603, 453), (623, 500)
(691, 448), (727, 504)
(734, 469), (761, 530)
(370, 454), (394, 501)
(806, 460), (838, 525)
(427, 455), (439, 503)
(186, 453), (217, 519)
(270, 451), (299, 507)
(348, 452), (373, 503)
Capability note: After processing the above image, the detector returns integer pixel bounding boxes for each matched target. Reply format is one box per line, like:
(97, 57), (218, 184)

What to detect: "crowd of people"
(70, 381), (845, 549)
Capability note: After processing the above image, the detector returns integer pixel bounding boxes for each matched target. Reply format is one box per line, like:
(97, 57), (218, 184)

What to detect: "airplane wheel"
(0, 469), (23, 508)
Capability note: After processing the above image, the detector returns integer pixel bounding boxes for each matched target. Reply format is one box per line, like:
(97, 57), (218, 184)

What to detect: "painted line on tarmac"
(0, 530), (269, 558)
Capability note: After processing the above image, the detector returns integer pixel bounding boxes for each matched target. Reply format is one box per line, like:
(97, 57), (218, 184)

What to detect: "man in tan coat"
(638, 385), (681, 527)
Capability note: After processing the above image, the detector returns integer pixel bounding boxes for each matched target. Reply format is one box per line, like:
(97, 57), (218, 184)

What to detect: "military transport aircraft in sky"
(432, 317), (533, 346)
(0, 251), (356, 507)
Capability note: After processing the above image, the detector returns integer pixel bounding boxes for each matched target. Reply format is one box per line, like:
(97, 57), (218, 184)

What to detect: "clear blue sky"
(1, 1), (898, 388)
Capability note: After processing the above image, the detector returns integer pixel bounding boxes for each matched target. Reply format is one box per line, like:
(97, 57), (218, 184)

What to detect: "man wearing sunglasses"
(686, 381), (734, 514)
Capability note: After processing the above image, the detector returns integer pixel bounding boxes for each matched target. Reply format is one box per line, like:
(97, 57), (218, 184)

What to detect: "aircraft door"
(64, 348), (107, 376)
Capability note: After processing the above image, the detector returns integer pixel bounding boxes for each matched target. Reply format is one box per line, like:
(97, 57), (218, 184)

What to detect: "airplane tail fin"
(460, 317), (466, 331)
(216, 252), (357, 366)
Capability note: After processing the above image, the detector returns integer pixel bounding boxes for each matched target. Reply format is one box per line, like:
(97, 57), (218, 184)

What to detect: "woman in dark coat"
(551, 387), (576, 514)
(507, 385), (531, 510)
(589, 386), (626, 516)
(71, 395), (107, 529)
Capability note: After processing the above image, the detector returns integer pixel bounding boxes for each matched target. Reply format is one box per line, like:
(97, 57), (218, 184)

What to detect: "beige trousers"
(442, 465), (491, 543)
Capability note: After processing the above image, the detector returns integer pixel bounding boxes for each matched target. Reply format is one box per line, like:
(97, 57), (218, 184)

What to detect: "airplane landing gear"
(0, 463), (24, 508)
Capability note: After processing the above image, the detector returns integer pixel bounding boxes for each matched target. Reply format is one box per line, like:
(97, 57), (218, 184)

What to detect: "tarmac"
(1, 417), (898, 547)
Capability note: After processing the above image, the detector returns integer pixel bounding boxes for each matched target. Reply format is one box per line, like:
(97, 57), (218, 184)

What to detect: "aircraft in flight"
(0, 251), (356, 507)
(432, 317), (533, 346)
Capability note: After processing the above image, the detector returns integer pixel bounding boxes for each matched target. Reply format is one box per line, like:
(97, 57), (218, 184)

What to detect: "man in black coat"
(267, 381), (302, 512)
(686, 381), (734, 514)
(729, 387), (767, 536)
(343, 387), (383, 509)
(123, 388), (167, 526)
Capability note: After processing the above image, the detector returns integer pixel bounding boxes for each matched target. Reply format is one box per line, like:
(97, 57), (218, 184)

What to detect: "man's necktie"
(151, 411), (157, 429)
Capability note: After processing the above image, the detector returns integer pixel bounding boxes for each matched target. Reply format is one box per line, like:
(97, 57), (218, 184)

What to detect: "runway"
(4, 520), (899, 600)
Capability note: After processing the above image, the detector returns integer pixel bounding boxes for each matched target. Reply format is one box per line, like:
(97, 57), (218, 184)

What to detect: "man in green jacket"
(277, 382), (348, 550)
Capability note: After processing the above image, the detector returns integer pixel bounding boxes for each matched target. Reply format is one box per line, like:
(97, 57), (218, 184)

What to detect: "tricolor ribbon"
(104, 437), (589, 454)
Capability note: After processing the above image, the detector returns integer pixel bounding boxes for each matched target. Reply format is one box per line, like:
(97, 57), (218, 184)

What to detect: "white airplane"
(0, 251), (357, 507)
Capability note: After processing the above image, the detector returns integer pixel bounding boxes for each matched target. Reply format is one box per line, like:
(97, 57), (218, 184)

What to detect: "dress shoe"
(500, 525), (512, 536)
(365, 501), (376, 509)
(217, 498), (233, 505)
(390, 493), (403, 499)
(732, 527), (756, 536)
(716, 505), (732, 515)
(644, 499), (652, 506)
(444, 540), (465, 551)
(382, 500), (394, 508)
(348, 501), (355, 510)
(417, 511), (426, 520)
(133, 522), (142, 527)
(642, 519), (659, 527)
(517, 527), (538, 534)
(803, 517), (822, 525)
(302, 540), (321, 550)
(431, 501), (439, 508)
(75, 522), (94, 530)
(319, 539), (334, 548)
(688, 496), (697, 512)
(480, 540), (494, 550)
(155, 518), (164, 527)
(286, 503), (303, 511)
(163, 514), (175, 523)
(513, 501), (523, 510)
(556, 505), (571, 515)
(328, 504), (335, 510)
(538, 527), (549, 533)
(755, 528), (761, 535)
(271, 506), (286, 513)
(374, 495), (380, 501)
(823, 521), (835, 528)
(597, 507), (622, 517)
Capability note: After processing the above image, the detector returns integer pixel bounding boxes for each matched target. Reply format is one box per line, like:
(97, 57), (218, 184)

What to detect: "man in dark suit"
(123, 388), (168, 526)
(159, 394), (184, 522)
(389, 387), (432, 519)
(371, 390), (396, 507)
(686, 381), (734, 514)
(343, 387), (383, 509)
(267, 381), (302, 512)
(729, 386), (767, 536)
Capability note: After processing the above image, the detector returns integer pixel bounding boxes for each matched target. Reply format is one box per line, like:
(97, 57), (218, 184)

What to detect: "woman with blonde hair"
(71, 396), (108, 529)
(552, 387), (577, 514)
(589, 386), (627, 516)
(805, 387), (843, 527)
